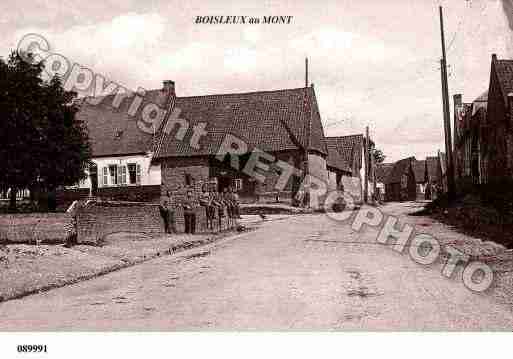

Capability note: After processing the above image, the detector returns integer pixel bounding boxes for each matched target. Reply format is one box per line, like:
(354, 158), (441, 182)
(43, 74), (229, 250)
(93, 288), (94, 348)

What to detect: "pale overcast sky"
(1, 0), (512, 161)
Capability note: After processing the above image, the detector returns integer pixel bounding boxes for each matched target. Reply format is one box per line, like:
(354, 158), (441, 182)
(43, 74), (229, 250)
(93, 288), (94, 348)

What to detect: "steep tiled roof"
(376, 163), (393, 183)
(386, 157), (415, 184)
(155, 86), (327, 158)
(492, 57), (513, 104)
(79, 86), (328, 159)
(325, 135), (364, 173)
(412, 160), (426, 183)
(76, 89), (170, 157)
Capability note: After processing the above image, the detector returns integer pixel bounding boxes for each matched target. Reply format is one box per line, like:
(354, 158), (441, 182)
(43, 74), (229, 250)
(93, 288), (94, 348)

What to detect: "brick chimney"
(492, 53), (497, 62)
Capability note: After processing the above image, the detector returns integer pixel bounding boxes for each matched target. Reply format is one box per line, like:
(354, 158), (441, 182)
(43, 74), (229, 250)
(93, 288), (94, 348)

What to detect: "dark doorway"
(90, 163), (98, 196)
(218, 176), (231, 193)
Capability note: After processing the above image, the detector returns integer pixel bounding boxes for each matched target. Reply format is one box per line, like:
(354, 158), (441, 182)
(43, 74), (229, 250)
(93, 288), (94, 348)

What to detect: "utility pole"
(303, 58), (310, 207)
(439, 5), (456, 199)
(364, 126), (369, 203)
(305, 57), (309, 88)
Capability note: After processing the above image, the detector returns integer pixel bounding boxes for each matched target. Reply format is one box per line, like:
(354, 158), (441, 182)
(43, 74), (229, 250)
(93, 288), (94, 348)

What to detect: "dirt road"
(1, 204), (513, 330)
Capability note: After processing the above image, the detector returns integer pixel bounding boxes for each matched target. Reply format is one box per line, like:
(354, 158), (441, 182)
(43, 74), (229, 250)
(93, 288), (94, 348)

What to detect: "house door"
(89, 163), (98, 196)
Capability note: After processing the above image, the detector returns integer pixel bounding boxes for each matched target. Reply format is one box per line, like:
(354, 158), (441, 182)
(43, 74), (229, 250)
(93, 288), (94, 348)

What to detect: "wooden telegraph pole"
(303, 57), (310, 207)
(364, 126), (369, 203)
(439, 6), (456, 199)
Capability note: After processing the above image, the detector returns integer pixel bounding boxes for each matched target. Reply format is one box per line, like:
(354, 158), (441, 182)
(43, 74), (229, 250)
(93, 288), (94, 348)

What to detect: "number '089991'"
(17, 345), (47, 353)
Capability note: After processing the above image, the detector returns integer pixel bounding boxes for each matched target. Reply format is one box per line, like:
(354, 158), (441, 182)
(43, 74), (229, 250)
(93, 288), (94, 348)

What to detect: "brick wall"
(76, 201), (163, 244)
(75, 201), (212, 245)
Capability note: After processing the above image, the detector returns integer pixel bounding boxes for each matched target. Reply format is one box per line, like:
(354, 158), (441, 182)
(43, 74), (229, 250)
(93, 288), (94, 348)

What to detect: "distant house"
(453, 91), (487, 187)
(325, 134), (375, 203)
(426, 156), (439, 184)
(412, 159), (427, 198)
(384, 157), (416, 202)
(325, 138), (352, 191)
(375, 163), (393, 200)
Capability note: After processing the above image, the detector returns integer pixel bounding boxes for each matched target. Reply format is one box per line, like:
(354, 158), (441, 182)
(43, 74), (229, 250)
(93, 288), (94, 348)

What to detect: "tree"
(0, 51), (91, 211)
(372, 148), (386, 165)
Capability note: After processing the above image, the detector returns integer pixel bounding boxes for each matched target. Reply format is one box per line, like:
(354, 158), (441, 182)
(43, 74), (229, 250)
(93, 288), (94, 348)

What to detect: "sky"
(1, 0), (513, 162)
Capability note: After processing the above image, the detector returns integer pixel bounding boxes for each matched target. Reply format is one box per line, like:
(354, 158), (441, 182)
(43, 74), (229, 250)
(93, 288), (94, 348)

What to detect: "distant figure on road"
(159, 199), (171, 234)
(183, 190), (197, 234)
(160, 191), (176, 234)
(199, 185), (214, 231)
(223, 187), (234, 229)
(212, 190), (225, 231)
(230, 187), (241, 219)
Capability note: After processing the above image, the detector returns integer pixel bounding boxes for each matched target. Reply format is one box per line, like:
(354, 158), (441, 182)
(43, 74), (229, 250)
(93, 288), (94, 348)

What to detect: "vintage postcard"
(1, 0), (513, 357)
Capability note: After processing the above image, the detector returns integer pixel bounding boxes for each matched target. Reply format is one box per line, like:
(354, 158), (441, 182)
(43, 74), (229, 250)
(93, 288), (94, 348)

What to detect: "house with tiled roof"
(453, 91), (487, 187)
(71, 80), (332, 206)
(384, 157), (416, 202)
(412, 159), (428, 198)
(480, 54), (513, 183)
(375, 162), (393, 201)
(426, 156), (439, 184)
(325, 134), (372, 202)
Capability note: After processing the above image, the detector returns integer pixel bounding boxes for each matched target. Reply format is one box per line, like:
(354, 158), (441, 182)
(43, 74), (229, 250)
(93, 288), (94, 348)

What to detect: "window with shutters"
(136, 164), (142, 185)
(102, 167), (108, 186)
(234, 178), (243, 191)
(109, 165), (118, 185)
(117, 165), (123, 185)
(117, 165), (127, 185)
(122, 165), (127, 185)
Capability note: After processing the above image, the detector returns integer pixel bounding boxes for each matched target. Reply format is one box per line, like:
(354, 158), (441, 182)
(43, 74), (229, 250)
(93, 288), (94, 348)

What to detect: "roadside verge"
(0, 229), (250, 303)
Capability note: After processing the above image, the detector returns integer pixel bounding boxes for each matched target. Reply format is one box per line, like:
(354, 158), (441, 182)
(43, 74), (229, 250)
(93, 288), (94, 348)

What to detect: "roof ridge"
(80, 86), (310, 101)
(173, 86), (309, 100)
(326, 134), (364, 139)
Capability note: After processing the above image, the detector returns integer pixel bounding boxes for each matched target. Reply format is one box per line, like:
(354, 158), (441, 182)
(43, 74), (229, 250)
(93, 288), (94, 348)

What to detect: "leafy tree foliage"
(0, 51), (91, 211)
(372, 148), (386, 165)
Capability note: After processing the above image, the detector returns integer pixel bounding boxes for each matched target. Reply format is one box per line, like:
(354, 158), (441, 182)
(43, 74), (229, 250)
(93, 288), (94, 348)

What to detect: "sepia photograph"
(1, 0), (513, 357)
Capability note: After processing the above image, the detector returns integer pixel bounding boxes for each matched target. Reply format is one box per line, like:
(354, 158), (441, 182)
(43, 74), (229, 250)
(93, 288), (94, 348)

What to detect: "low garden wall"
(76, 201), (210, 245)
(1, 200), (220, 246)
(0, 213), (74, 244)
